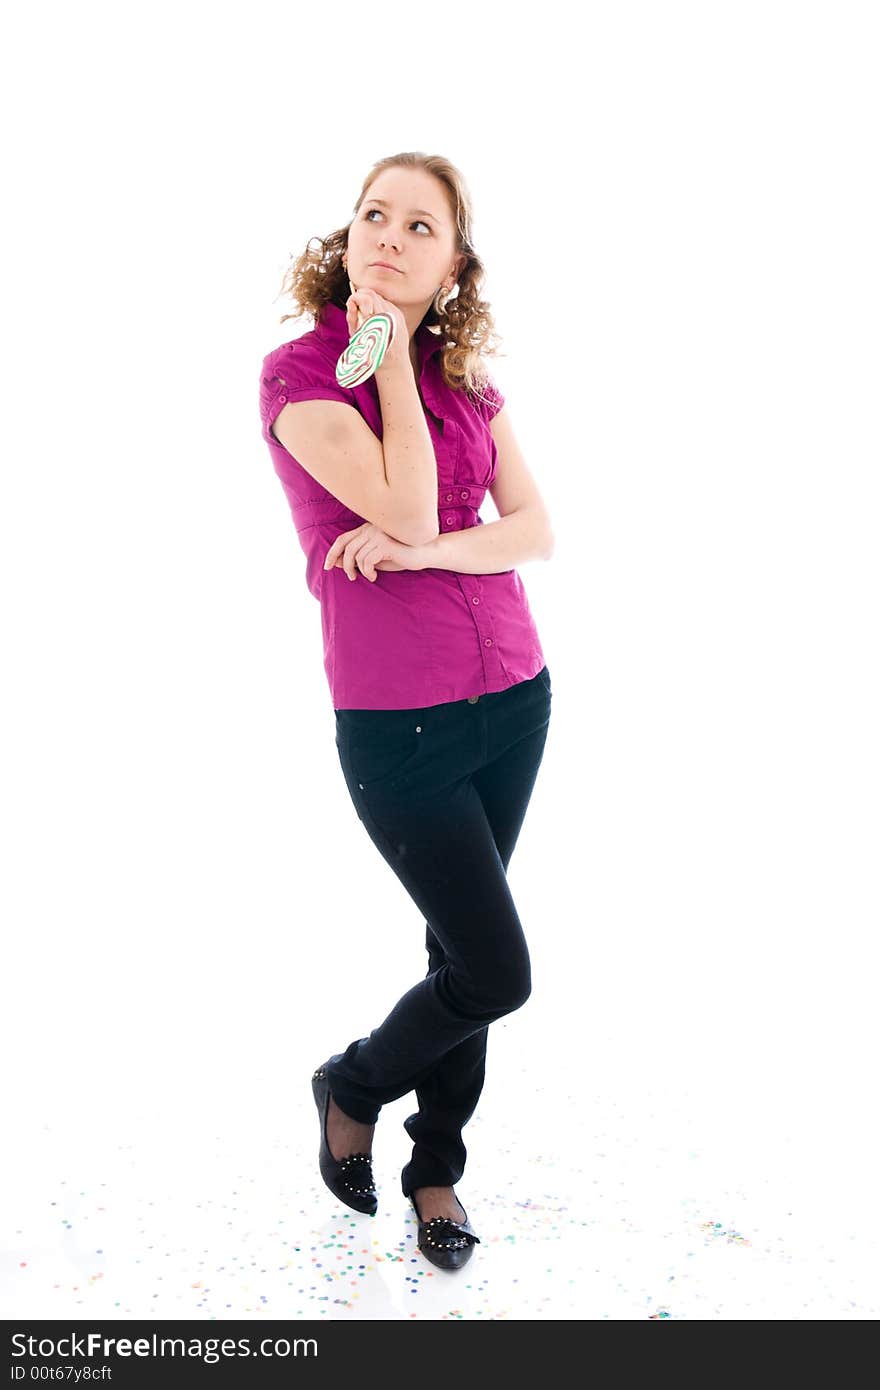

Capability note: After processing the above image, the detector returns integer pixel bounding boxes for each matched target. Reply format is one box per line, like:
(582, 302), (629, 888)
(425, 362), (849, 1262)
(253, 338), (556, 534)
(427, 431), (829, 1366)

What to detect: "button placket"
(455, 569), (498, 694)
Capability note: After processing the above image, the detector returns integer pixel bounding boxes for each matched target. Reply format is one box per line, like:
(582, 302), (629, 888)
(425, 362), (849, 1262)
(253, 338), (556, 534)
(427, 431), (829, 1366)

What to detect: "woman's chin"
(365, 279), (400, 298)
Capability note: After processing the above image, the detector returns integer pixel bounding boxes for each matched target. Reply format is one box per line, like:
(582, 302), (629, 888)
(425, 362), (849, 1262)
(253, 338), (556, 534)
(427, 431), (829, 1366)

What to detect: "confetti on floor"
(2, 1065), (877, 1320)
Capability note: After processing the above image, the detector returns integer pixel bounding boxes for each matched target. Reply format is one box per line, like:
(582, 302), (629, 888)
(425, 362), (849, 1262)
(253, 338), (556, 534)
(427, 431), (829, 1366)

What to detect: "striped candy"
(335, 312), (395, 388)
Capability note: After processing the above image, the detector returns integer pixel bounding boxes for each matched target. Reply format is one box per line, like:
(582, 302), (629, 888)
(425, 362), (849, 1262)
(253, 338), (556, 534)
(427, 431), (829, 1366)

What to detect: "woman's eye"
(364, 208), (430, 233)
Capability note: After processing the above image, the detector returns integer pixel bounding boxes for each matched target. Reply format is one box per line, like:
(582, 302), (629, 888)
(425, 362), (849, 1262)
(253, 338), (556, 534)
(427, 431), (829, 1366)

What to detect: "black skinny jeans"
(326, 664), (552, 1198)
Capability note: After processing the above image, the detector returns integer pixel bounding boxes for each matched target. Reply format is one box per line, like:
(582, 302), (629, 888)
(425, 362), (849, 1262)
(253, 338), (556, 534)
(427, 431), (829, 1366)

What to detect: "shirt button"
(445, 492), (454, 501)
(460, 489), (470, 499)
(278, 394), (287, 403)
(471, 596), (480, 605)
(467, 695), (479, 704)
(445, 514), (455, 526)
(484, 638), (493, 647)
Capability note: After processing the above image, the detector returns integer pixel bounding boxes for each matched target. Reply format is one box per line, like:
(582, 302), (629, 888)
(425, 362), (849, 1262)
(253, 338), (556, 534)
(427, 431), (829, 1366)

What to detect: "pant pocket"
(341, 711), (427, 791)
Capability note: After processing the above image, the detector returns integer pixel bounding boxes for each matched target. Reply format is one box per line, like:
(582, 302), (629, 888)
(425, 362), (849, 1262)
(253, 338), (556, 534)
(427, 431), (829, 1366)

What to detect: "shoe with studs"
(409, 1191), (481, 1270)
(311, 1065), (378, 1216)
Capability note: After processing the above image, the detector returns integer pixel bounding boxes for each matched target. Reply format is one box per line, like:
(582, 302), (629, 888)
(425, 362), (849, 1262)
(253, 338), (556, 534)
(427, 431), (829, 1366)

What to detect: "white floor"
(3, 1053), (876, 1321)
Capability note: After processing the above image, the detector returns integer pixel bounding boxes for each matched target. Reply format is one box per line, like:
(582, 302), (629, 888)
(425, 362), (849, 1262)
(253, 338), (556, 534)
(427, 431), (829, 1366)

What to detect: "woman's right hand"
(345, 286), (409, 376)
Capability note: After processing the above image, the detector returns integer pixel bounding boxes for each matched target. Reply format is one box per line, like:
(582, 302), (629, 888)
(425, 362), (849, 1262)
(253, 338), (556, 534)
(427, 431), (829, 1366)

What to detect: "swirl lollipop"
(335, 307), (395, 389)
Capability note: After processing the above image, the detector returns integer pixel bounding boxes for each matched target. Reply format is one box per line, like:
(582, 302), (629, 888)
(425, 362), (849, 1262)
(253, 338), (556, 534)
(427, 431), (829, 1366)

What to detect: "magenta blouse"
(258, 300), (546, 710)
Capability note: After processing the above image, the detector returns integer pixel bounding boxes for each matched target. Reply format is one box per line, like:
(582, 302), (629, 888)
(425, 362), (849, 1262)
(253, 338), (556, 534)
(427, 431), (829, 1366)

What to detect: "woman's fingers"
(346, 287), (380, 334)
(324, 527), (381, 581)
(346, 286), (383, 332)
(342, 541), (376, 582)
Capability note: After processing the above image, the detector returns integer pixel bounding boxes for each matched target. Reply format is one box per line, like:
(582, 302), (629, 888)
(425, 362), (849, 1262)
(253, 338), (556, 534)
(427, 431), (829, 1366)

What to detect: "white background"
(1, 0), (877, 1320)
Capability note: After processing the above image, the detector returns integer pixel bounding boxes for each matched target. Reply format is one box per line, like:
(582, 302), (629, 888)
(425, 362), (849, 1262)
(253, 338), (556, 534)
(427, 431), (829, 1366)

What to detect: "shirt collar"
(314, 300), (444, 377)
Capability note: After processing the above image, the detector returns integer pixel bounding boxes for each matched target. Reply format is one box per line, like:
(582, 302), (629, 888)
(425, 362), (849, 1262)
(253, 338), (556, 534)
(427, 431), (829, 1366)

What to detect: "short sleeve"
(470, 372), (506, 426)
(259, 341), (355, 447)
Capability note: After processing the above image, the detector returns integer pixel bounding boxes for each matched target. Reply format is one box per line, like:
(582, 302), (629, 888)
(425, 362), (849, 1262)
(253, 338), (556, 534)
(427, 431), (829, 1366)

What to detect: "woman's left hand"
(323, 523), (420, 582)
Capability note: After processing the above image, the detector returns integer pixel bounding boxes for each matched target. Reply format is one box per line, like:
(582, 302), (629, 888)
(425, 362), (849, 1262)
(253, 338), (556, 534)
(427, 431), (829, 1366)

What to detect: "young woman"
(258, 152), (554, 1271)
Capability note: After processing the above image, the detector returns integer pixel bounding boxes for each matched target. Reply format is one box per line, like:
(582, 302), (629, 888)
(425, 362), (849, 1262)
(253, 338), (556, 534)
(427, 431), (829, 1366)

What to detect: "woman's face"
(347, 166), (465, 314)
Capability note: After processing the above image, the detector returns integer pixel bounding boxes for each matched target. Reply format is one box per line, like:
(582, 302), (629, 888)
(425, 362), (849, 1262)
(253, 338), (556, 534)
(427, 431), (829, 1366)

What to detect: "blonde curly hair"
(275, 151), (505, 410)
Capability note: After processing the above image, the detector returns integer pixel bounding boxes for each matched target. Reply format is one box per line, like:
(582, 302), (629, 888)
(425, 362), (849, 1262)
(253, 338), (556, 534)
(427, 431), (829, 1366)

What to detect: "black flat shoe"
(409, 1191), (481, 1270)
(311, 1065), (378, 1216)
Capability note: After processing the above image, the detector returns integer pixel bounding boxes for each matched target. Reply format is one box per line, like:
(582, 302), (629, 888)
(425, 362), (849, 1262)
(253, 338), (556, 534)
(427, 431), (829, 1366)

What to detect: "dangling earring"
(434, 284), (454, 316)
